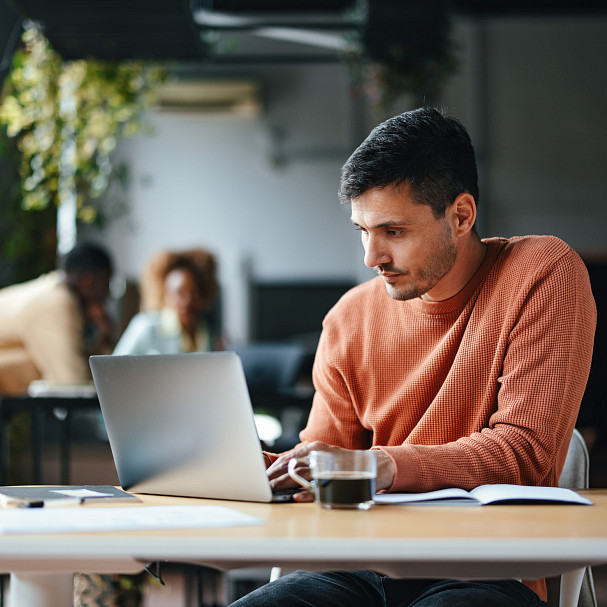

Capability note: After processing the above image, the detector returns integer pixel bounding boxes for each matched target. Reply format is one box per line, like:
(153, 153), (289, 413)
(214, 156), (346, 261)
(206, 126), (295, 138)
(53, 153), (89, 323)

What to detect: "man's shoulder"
(484, 235), (589, 299)
(489, 235), (582, 273)
(37, 273), (78, 305)
(0, 272), (73, 306)
(492, 234), (575, 259)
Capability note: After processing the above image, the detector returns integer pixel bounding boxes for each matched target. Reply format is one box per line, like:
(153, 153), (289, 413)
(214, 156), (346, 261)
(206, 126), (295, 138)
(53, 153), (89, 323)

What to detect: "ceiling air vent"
(156, 79), (262, 116)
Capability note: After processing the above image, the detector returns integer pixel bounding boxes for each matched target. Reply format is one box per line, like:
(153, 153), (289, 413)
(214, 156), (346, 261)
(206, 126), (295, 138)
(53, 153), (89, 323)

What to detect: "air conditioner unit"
(156, 79), (262, 116)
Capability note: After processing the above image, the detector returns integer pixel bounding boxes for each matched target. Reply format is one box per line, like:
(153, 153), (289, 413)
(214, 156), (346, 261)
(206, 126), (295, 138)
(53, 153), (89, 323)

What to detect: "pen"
(18, 497), (84, 508)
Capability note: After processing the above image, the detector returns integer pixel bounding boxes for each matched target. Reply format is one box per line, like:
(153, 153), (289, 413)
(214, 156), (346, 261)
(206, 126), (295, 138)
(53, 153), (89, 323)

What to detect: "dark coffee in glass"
(288, 449), (377, 510)
(315, 471), (376, 509)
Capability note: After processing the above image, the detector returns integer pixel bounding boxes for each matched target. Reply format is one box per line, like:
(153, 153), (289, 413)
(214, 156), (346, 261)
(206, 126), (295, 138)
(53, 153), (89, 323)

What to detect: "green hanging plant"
(342, 2), (458, 118)
(0, 132), (57, 285)
(0, 22), (166, 227)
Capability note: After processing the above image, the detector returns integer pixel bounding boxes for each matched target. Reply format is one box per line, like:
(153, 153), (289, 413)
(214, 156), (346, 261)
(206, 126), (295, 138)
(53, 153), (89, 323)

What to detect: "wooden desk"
(1, 490), (607, 607)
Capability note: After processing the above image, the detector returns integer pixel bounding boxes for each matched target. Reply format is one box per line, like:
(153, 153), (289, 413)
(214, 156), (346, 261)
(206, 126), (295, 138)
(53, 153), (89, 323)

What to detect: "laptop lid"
(89, 352), (274, 503)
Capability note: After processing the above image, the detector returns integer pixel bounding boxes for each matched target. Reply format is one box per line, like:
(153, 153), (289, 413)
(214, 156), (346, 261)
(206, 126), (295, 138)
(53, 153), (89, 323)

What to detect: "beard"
(378, 224), (457, 301)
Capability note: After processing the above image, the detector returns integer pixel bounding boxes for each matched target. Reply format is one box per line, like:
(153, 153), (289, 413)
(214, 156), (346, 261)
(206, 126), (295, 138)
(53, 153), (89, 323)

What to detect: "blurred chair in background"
(230, 342), (310, 451)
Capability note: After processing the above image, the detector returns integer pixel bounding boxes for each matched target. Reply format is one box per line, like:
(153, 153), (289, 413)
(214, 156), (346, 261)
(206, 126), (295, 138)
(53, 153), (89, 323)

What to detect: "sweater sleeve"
(386, 247), (596, 491)
(302, 321), (374, 450)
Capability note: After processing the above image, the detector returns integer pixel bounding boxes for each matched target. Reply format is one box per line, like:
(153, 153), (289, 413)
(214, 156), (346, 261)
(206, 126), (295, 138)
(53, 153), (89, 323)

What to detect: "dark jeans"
(228, 571), (547, 607)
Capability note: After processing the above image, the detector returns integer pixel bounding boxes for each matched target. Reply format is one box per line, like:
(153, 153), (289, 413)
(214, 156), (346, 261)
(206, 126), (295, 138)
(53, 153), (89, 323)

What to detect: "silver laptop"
(89, 352), (291, 503)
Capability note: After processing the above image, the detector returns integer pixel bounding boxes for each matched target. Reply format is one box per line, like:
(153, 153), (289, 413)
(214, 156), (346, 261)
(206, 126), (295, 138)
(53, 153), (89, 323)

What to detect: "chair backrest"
(559, 428), (590, 490)
(231, 342), (305, 392)
(546, 428), (597, 607)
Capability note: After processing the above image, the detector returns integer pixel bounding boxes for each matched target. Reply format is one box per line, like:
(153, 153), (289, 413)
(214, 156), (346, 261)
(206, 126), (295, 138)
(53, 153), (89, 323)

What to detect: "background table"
(0, 394), (100, 485)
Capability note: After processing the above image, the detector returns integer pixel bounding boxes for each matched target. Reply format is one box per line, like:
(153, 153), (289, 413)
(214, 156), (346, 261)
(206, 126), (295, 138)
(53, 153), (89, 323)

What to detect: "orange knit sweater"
(279, 235), (596, 601)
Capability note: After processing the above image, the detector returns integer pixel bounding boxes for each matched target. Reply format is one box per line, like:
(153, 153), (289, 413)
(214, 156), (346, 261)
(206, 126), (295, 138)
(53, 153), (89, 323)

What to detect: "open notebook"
(374, 484), (593, 506)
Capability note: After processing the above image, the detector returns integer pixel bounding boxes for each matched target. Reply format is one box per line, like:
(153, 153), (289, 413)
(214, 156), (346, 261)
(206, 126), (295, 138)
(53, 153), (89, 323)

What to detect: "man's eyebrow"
(350, 218), (408, 229)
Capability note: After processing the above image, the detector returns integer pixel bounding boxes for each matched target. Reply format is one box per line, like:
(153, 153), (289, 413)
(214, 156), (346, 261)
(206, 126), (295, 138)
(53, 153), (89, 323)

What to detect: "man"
(231, 107), (596, 607)
(0, 241), (114, 395)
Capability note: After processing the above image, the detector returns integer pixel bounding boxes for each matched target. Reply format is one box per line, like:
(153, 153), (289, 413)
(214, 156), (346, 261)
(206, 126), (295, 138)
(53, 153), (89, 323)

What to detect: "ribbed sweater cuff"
(375, 446), (418, 492)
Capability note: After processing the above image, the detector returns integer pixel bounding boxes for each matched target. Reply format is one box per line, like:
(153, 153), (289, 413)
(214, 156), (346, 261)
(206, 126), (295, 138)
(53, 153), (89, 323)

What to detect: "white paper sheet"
(51, 489), (114, 498)
(0, 505), (264, 534)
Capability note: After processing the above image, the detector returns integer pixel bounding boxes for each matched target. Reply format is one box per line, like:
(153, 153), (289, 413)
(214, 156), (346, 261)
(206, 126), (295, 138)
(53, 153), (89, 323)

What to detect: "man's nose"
(363, 236), (391, 268)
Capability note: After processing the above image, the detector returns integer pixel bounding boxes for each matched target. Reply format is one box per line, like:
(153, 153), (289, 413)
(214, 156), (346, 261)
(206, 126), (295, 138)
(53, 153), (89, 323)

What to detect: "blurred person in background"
(0, 241), (114, 395)
(114, 247), (221, 355)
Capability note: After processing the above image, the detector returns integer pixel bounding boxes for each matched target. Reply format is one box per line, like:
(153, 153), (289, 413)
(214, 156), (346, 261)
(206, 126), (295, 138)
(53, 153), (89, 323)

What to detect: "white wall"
(441, 16), (607, 251)
(100, 64), (366, 341)
(97, 15), (607, 341)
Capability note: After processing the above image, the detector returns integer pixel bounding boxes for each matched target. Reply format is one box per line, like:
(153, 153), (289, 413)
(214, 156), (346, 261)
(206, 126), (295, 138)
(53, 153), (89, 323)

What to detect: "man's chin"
(384, 283), (419, 302)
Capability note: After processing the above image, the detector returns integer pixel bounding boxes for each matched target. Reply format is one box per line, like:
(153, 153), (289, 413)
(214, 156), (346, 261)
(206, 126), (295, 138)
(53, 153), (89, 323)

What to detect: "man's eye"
(387, 229), (402, 236)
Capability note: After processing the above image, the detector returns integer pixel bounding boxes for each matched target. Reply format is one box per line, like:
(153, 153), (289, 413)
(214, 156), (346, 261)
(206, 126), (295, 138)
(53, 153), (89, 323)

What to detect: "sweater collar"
(403, 238), (503, 315)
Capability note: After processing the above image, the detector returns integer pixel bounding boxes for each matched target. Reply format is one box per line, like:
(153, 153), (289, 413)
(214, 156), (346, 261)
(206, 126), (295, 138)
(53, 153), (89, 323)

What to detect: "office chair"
(230, 342), (305, 392)
(545, 428), (598, 607)
(231, 342), (309, 450)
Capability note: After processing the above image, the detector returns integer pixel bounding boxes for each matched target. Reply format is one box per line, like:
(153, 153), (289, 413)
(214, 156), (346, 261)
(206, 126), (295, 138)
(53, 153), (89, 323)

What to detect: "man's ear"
(451, 193), (477, 236)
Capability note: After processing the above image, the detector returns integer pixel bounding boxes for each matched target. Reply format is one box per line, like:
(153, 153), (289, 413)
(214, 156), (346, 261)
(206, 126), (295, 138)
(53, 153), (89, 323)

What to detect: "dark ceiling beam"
(453, 0), (607, 16)
(196, 22), (360, 31)
(2, 0), (607, 65)
(3, 0), (205, 60)
(203, 53), (342, 65)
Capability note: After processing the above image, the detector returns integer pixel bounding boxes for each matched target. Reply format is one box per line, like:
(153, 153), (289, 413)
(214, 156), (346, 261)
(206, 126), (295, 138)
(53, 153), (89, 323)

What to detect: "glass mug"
(287, 450), (377, 510)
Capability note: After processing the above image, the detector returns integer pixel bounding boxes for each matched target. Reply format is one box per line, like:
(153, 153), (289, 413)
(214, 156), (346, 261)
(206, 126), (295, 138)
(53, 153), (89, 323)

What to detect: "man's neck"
(420, 234), (487, 302)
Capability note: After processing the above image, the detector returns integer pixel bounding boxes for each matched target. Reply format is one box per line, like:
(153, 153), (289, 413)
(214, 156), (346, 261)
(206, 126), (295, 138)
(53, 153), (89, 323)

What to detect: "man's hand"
(85, 302), (115, 350)
(267, 442), (396, 503)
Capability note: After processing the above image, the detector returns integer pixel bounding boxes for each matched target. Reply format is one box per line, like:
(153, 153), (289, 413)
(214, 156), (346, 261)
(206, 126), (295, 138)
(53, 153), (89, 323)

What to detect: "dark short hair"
(61, 242), (113, 276)
(339, 107), (479, 217)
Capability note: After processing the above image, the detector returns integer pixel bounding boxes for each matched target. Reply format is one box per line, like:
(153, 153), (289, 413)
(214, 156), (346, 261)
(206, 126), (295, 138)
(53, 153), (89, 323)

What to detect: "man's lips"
(377, 272), (400, 283)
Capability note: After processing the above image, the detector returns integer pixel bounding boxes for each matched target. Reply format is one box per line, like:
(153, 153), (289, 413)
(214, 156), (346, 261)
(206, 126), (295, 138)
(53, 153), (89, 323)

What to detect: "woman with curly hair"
(114, 247), (221, 355)
(81, 248), (221, 606)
